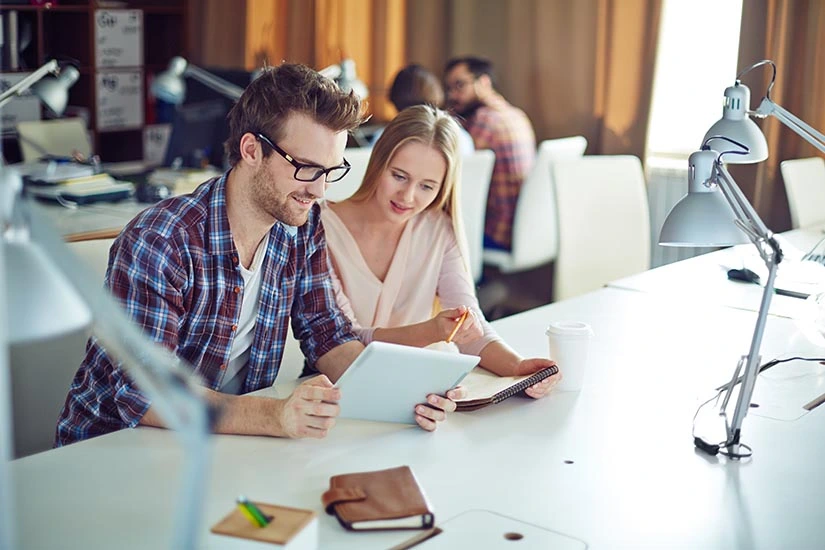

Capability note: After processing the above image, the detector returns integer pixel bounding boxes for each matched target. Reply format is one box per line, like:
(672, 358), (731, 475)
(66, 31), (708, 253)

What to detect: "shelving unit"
(0, 0), (188, 162)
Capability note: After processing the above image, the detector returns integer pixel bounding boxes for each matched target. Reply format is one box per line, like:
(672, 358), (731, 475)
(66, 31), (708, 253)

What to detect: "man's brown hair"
(224, 63), (367, 166)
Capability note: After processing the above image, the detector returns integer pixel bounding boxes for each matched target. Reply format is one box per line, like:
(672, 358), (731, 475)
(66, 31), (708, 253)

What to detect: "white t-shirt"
(220, 232), (270, 394)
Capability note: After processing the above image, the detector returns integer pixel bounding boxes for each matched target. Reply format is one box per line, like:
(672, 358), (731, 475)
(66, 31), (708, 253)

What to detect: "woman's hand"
(431, 306), (482, 345)
(516, 358), (562, 399)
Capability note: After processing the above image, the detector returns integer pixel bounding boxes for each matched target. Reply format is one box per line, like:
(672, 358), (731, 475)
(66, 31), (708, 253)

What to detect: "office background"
(0, 0), (822, 232)
(186, 0), (825, 234)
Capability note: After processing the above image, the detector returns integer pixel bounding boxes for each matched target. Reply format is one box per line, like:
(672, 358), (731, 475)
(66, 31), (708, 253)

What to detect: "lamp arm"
(0, 60), (59, 109)
(184, 64), (244, 101)
(712, 163), (781, 454)
(21, 196), (214, 549)
(753, 98), (825, 155)
(714, 163), (773, 245)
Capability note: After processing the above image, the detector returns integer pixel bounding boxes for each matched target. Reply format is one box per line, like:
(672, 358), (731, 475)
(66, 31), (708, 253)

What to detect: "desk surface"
(609, 226), (825, 319)
(34, 167), (220, 241)
(36, 198), (150, 241)
(13, 287), (825, 549)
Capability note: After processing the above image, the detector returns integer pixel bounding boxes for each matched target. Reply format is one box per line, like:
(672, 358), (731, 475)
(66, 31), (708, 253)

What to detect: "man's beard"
(453, 100), (483, 121)
(251, 164), (315, 227)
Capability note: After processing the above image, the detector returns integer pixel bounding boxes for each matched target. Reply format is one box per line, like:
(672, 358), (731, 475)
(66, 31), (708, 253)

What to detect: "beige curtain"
(188, 0), (405, 121)
(407, 0), (661, 158)
(734, 0), (825, 231)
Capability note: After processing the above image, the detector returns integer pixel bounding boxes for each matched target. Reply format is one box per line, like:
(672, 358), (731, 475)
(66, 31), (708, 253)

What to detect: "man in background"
(444, 56), (535, 251)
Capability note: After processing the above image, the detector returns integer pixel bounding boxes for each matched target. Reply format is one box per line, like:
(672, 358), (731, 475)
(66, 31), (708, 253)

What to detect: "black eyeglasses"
(256, 133), (351, 183)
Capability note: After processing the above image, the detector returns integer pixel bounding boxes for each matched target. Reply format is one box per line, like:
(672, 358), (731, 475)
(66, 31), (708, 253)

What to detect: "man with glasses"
(444, 56), (535, 251)
(57, 63), (460, 446)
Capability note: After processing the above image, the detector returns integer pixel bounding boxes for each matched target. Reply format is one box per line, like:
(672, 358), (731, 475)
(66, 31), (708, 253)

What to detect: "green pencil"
(237, 495), (270, 527)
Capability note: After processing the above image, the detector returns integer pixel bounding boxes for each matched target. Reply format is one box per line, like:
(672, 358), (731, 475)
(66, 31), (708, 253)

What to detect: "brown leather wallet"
(322, 465), (435, 531)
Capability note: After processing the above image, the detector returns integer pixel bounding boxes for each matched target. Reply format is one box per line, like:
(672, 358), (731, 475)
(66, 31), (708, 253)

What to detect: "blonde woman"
(321, 106), (560, 425)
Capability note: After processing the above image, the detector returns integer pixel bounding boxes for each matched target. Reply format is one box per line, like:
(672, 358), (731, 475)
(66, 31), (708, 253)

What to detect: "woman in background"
(322, 106), (559, 430)
(371, 64), (475, 155)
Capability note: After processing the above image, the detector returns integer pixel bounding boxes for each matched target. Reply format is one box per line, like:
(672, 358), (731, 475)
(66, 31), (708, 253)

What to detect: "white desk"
(35, 198), (150, 241)
(609, 226), (825, 319)
(12, 287), (825, 549)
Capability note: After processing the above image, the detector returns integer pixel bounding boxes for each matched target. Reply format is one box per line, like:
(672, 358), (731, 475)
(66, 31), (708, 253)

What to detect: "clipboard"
(335, 341), (479, 424)
(390, 509), (587, 549)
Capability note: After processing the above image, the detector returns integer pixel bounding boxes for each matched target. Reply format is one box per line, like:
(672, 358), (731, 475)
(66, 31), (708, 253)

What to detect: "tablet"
(335, 341), (480, 424)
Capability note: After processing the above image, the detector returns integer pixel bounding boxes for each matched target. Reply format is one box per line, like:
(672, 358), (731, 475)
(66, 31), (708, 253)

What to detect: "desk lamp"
(151, 56), (246, 104)
(704, 59), (825, 157)
(660, 137), (776, 458)
(0, 169), (215, 548)
(660, 60), (825, 457)
(320, 58), (369, 99)
(0, 59), (79, 116)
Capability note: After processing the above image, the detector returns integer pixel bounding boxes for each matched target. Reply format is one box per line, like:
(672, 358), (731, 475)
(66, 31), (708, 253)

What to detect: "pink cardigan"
(321, 201), (500, 356)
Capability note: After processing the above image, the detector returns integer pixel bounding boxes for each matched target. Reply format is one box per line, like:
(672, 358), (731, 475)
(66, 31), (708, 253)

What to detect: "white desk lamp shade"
(659, 149), (749, 246)
(29, 66), (80, 117)
(332, 59), (369, 99)
(4, 240), (91, 343)
(703, 83), (769, 163)
(151, 56), (188, 104)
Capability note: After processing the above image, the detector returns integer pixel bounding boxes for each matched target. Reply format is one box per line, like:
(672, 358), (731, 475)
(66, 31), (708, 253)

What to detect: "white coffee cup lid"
(546, 320), (594, 336)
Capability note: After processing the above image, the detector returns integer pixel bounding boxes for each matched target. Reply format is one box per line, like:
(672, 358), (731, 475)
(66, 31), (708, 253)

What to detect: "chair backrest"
(459, 149), (495, 282)
(780, 157), (825, 229)
(324, 147), (373, 203)
(508, 136), (588, 271)
(10, 237), (117, 458)
(16, 118), (92, 162)
(67, 237), (116, 284)
(552, 155), (650, 301)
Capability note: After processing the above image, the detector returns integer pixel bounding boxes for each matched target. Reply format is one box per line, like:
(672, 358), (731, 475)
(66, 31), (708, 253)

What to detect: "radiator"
(646, 157), (716, 268)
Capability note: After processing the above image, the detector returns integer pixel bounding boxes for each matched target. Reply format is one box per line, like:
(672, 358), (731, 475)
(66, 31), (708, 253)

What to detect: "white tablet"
(335, 341), (480, 424)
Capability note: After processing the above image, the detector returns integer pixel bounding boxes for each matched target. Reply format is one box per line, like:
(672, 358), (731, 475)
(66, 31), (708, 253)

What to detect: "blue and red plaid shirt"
(464, 93), (536, 250)
(55, 174), (357, 446)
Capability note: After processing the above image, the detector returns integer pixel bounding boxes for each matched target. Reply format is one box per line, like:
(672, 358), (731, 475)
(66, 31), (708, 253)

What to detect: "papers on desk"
(16, 161), (95, 184)
(392, 510), (586, 550)
(148, 166), (221, 195)
(26, 174), (134, 205)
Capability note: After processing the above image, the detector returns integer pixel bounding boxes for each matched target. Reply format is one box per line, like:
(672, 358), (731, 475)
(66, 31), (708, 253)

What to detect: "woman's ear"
(238, 133), (261, 166)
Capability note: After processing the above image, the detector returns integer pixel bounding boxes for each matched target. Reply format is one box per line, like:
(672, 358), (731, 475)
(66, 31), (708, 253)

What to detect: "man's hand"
(277, 375), (341, 438)
(414, 386), (468, 431)
(516, 358), (562, 399)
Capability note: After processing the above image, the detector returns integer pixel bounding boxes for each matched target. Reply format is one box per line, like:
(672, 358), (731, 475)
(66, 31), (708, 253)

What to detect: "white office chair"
(66, 237), (116, 283)
(780, 157), (825, 229)
(459, 149), (494, 282)
(483, 136), (587, 273)
(11, 237), (115, 458)
(551, 155), (650, 301)
(324, 147), (373, 203)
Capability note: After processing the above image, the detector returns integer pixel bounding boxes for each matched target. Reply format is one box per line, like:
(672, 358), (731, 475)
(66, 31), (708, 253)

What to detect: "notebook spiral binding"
(492, 365), (559, 403)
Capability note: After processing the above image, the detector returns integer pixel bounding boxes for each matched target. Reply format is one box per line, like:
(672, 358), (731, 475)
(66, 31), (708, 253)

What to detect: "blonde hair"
(349, 105), (471, 274)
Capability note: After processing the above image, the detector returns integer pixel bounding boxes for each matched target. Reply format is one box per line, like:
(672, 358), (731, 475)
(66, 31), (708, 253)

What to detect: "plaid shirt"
(55, 174), (356, 446)
(464, 93), (536, 249)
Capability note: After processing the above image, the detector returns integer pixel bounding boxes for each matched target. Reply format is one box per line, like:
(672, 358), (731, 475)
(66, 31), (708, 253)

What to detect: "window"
(645, 0), (744, 160)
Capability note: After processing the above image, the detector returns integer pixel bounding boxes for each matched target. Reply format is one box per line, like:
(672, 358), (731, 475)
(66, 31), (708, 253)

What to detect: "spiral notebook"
(454, 366), (558, 412)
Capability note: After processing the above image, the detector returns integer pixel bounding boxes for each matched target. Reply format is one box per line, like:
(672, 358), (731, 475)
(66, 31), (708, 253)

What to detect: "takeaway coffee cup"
(546, 321), (594, 391)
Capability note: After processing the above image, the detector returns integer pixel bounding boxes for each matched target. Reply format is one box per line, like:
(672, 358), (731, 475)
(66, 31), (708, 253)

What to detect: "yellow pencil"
(237, 502), (263, 527)
(446, 310), (469, 344)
